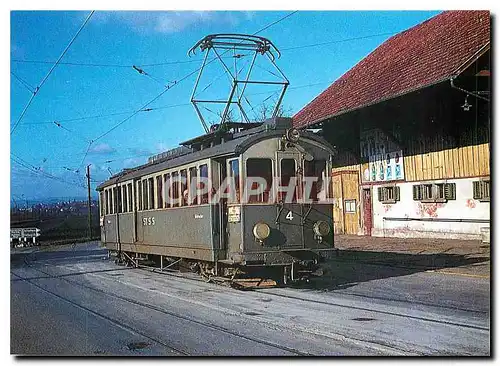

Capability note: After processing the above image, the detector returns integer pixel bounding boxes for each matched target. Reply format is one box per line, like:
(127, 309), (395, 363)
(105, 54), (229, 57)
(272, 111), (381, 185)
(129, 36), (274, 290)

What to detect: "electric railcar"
(97, 117), (336, 286)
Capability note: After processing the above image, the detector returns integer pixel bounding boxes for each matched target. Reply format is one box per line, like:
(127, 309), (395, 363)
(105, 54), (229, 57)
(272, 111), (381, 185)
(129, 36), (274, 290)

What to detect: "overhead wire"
(19, 80), (330, 126)
(15, 11), (300, 178)
(11, 30), (398, 73)
(11, 154), (86, 189)
(53, 121), (93, 143)
(10, 10), (95, 135)
(280, 31), (398, 51)
(11, 54), (246, 68)
(10, 71), (35, 93)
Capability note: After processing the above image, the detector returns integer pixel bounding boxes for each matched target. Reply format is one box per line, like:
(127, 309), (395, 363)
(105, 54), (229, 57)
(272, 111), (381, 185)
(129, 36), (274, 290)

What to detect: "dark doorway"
(362, 188), (372, 236)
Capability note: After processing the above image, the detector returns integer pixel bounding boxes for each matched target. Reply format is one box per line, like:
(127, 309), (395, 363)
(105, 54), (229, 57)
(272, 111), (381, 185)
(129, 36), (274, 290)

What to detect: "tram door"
(276, 152), (303, 248)
(218, 160), (228, 252)
(133, 178), (142, 243)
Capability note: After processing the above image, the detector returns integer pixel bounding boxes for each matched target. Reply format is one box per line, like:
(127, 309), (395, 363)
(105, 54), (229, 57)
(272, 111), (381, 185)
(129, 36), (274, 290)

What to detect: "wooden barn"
(293, 11), (490, 240)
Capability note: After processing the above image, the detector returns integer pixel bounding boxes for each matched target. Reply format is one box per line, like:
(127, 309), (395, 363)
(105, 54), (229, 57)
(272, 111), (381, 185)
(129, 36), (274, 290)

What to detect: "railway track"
(22, 249), (489, 317)
(252, 289), (489, 331)
(14, 250), (489, 355)
(15, 252), (417, 355)
(10, 271), (189, 356)
(23, 250), (490, 323)
(12, 259), (315, 356)
(123, 257), (490, 322)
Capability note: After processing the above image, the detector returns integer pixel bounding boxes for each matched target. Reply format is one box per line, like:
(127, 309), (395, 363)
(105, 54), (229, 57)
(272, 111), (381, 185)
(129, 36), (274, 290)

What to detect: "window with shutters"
(344, 199), (356, 213)
(473, 180), (490, 201)
(412, 183), (455, 202)
(377, 186), (400, 203)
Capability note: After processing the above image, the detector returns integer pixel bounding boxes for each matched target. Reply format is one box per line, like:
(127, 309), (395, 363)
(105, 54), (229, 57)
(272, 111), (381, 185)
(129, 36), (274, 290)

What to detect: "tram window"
(137, 180), (143, 211)
(108, 189), (111, 215)
(229, 159), (240, 203)
(189, 167), (198, 205)
(164, 173), (171, 208)
(127, 183), (133, 212)
(280, 158), (297, 202)
(100, 191), (104, 216)
(107, 189), (111, 214)
(156, 176), (163, 209)
(142, 179), (149, 210)
(112, 187), (118, 213)
(105, 190), (109, 215)
(180, 169), (188, 206)
(199, 164), (209, 204)
(122, 185), (127, 213)
(148, 177), (155, 209)
(171, 172), (179, 207)
(117, 187), (123, 213)
(246, 158), (272, 203)
(304, 160), (327, 201)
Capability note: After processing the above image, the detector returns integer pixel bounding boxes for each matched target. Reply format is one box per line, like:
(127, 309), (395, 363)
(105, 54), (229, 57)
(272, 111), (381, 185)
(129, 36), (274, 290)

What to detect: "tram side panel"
(124, 205), (222, 262)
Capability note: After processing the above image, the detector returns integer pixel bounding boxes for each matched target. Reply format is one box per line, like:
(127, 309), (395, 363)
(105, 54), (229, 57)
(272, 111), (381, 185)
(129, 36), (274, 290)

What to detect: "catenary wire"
(10, 11), (95, 135)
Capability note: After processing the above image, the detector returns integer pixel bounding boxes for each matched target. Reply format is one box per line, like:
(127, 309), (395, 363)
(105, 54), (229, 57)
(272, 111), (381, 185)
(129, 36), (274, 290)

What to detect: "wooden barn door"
(342, 172), (360, 235)
(331, 171), (360, 235)
(331, 174), (344, 234)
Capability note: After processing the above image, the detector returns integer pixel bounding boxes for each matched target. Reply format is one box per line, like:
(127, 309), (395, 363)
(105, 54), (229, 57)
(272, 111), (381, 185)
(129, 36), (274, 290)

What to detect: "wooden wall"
(404, 127), (490, 181)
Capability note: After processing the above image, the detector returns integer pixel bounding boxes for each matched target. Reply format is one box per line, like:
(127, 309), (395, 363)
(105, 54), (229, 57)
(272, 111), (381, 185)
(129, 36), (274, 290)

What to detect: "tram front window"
(280, 158), (297, 203)
(246, 158), (272, 203)
(304, 160), (327, 202)
(228, 159), (240, 203)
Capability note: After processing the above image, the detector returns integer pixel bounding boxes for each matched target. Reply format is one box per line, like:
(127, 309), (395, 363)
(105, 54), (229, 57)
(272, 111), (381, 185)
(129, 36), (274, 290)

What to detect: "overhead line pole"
(86, 164), (92, 241)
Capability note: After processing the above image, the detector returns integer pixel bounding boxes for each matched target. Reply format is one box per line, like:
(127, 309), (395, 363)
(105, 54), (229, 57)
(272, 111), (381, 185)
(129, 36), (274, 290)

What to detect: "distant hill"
(10, 196), (97, 206)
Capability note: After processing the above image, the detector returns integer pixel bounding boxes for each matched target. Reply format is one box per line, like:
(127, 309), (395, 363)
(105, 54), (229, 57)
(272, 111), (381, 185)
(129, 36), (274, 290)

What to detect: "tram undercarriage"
(110, 250), (328, 289)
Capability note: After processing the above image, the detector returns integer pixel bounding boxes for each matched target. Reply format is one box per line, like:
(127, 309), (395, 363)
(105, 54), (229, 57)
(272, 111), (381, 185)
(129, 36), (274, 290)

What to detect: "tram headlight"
(313, 220), (330, 237)
(253, 222), (271, 241)
(285, 128), (300, 143)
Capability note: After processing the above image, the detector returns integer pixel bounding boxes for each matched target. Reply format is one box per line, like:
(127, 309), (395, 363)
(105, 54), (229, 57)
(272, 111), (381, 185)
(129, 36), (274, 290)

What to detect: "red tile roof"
(293, 11), (490, 128)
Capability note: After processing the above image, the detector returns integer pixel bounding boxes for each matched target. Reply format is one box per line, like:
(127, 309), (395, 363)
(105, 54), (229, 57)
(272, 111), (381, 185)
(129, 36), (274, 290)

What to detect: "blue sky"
(10, 10), (440, 200)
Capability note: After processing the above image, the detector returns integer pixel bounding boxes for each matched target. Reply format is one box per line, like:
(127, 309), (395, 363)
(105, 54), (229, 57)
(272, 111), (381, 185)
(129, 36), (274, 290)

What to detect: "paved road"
(11, 242), (490, 356)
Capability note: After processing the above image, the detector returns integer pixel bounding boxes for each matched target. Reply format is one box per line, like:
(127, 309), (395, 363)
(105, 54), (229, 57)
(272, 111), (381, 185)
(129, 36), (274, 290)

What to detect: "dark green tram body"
(97, 117), (336, 274)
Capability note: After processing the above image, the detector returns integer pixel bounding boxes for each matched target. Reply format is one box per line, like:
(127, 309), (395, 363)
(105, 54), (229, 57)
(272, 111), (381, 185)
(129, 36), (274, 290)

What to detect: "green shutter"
(444, 183), (456, 200)
(412, 185), (419, 200)
(473, 181), (481, 200)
